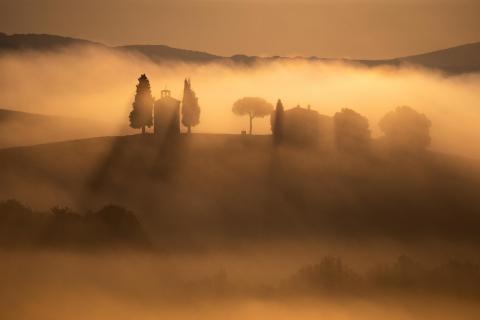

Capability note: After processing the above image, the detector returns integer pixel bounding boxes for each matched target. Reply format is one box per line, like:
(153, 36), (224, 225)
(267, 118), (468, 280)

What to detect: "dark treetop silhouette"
(277, 105), (325, 147)
(181, 78), (201, 134)
(124, 75), (434, 157)
(129, 74), (154, 134)
(379, 106), (432, 153)
(333, 108), (371, 154)
(232, 97), (273, 135)
(0, 199), (150, 248)
(271, 99), (285, 145)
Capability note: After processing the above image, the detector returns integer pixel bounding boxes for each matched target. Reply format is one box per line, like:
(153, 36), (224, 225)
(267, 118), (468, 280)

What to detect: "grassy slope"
(1, 133), (480, 246)
(0, 108), (126, 148)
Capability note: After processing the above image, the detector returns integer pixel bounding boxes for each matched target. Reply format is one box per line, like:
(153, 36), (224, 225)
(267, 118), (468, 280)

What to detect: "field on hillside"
(0, 108), (129, 148)
(1, 133), (480, 249)
(2, 4), (480, 318)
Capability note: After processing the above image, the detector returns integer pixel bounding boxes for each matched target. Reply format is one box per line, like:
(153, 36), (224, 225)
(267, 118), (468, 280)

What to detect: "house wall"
(154, 98), (180, 138)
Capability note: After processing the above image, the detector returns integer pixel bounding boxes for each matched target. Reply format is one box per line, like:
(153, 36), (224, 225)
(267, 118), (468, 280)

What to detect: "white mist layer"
(0, 46), (479, 158)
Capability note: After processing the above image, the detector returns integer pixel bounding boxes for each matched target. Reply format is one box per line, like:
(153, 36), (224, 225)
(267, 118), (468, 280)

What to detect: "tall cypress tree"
(272, 99), (284, 145)
(181, 78), (200, 134)
(129, 74), (154, 134)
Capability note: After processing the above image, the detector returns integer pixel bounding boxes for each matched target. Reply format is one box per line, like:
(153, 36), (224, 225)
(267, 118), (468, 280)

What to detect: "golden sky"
(1, 0), (479, 58)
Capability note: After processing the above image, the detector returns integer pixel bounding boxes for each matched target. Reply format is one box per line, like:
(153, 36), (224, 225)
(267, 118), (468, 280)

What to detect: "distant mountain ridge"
(355, 42), (480, 74)
(118, 45), (221, 63)
(1, 32), (480, 74)
(399, 42), (480, 74)
(0, 32), (101, 51)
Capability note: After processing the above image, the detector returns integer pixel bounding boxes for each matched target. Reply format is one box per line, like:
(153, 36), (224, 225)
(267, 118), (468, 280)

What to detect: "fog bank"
(0, 46), (479, 158)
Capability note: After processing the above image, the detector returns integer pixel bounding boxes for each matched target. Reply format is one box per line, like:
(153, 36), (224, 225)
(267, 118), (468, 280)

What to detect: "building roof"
(285, 105), (319, 116)
(155, 89), (180, 104)
(155, 95), (179, 104)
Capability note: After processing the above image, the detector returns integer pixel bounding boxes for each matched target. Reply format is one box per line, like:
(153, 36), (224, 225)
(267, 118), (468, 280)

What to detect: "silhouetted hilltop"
(0, 32), (101, 51)
(1, 32), (480, 73)
(357, 42), (480, 74)
(0, 108), (124, 148)
(119, 44), (221, 63)
(123, 40), (480, 73)
(401, 42), (480, 72)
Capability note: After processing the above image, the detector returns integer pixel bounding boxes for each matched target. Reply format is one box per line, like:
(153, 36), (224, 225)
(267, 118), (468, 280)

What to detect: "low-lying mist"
(1, 250), (480, 320)
(2, 46), (480, 319)
(0, 45), (479, 158)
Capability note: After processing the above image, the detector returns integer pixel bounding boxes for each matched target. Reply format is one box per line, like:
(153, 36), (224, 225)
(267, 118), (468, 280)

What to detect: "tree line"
(284, 255), (480, 298)
(129, 74), (200, 134)
(0, 199), (150, 249)
(128, 74), (432, 154)
(238, 97), (432, 153)
(331, 105), (432, 154)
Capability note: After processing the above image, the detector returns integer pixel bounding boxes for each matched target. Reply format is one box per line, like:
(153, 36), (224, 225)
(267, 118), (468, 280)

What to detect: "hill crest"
(1, 32), (479, 73)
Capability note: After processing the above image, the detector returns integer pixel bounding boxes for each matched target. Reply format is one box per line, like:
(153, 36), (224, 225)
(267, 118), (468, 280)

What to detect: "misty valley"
(1, 33), (480, 320)
(1, 131), (480, 319)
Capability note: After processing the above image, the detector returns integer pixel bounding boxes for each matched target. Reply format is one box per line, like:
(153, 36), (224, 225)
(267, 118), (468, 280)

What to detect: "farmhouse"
(278, 105), (333, 147)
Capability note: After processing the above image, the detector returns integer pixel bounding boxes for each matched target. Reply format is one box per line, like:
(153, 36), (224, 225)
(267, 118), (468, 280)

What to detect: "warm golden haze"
(1, 0), (480, 59)
(0, 44), (479, 158)
(1, 3), (480, 318)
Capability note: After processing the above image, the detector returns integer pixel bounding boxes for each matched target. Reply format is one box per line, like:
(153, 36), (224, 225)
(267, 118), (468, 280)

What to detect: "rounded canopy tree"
(232, 97), (273, 135)
(333, 108), (371, 153)
(379, 106), (432, 152)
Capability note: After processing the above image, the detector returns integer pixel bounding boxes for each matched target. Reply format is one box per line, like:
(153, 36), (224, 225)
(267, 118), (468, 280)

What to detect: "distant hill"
(118, 45), (221, 63)
(356, 42), (480, 74)
(398, 42), (480, 73)
(1, 32), (480, 73)
(0, 32), (101, 52)
(0, 108), (124, 148)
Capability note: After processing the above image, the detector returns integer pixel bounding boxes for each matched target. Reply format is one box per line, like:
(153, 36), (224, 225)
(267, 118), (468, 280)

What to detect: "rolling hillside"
(358, 42), (480, 74)
(400, 42), (480, 72)
(0, 108), (125, 148)
(118, 45), (221, 63)
(0, 32), (101, 51)
(1, 32), (480, 73)
(1, 134), (479, 246)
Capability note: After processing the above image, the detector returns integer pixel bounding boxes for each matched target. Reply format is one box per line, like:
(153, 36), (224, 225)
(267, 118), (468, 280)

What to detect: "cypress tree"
(181, 78), (201, 134)
(273, 99), (284, 144)
(129, 74), (154, 134)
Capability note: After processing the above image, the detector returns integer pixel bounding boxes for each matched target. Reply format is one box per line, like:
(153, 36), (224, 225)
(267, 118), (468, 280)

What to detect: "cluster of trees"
(286, 255), (480, 297)
(127, 75), (431, 152)
(133, 254), (480, 299)
(129, 74), (200, 134)
(231, 96), (431, 154)
(333, 106), (432, 154)
(273, 101), (431, 153)
(0, 199), (150, 248)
